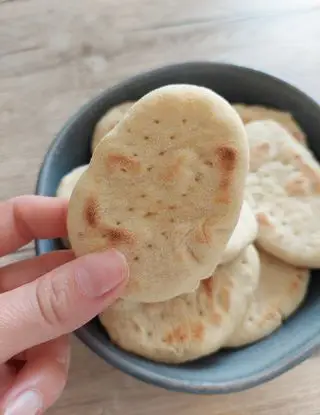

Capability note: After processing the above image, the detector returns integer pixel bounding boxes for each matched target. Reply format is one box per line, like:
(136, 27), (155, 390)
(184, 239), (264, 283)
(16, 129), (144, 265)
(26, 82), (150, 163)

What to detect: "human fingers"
(0, 249), (128, 362)
(0, 364), (16, 397)
(0, 336), (70, 415)
(0, 250), (75, 293)
(0, 196), (68, 256)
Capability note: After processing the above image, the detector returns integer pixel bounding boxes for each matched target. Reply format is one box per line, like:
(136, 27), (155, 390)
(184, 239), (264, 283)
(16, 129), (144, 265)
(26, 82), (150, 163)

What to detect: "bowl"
(35, 62), (320, 394)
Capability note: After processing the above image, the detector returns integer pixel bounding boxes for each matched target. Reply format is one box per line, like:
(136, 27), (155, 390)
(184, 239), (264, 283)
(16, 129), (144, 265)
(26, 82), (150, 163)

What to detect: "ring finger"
(0, 250), (75, 293)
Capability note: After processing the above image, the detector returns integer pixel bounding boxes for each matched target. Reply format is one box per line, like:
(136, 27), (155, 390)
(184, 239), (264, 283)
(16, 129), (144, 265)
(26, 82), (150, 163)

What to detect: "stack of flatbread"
(56, 85), (317, 364)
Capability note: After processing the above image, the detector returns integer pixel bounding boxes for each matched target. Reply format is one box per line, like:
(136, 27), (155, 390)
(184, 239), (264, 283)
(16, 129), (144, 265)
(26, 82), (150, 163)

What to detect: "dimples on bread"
(67, 84), (249, 303)
(100, 245), (260, 363)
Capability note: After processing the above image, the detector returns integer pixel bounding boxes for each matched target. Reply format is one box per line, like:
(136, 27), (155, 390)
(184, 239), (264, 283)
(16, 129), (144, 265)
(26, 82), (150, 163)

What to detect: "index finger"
(0, 196), (68, 256)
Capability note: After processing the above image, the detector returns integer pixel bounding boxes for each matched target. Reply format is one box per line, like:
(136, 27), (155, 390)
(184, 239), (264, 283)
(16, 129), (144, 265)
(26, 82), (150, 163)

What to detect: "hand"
(0, 196), (128, 415)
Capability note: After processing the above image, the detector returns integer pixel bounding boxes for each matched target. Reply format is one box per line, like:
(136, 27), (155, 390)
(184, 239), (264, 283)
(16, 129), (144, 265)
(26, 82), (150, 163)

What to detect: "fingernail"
(4, 390), (42, 415)
(76, 249), (129, 297)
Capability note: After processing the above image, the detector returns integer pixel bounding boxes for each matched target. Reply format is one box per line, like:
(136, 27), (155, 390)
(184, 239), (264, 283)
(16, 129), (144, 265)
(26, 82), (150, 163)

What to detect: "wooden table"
(1, 0), (320, 413)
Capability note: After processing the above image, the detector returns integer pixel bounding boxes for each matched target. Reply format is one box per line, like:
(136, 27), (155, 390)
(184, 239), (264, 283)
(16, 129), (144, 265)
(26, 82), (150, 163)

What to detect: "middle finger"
(0, 250), (75, 292)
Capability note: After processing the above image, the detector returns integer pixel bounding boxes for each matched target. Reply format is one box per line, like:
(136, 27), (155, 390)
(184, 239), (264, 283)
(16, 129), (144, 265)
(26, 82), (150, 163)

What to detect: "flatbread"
(245, 120), (320, 267)
(100, 245), (260, 363)
(226, 249), (309, 347)
(68, 84), (249, 303)
(56, 165), (89, 200)
(233, 104), (306, 145)
(56, 165), (88, 248)
(92, 105), (257, 268)
(91, 102), (134, 152)
(220, 201), (258, 264)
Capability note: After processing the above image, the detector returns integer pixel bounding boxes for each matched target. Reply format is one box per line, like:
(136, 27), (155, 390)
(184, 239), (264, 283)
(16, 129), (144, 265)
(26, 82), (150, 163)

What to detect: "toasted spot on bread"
(106, 153), (140, 174)
(192, 323), (205, 341)
(100, 226), (135, 246)
(219, 177), (230, 190)
(202, 277), (213, 297)
(84, 196), (100, 228)
(215, 194), (231, 205)
(256, 212), (272, 227)
(163, 326), (188, 345)
(216, 146), (237, 172)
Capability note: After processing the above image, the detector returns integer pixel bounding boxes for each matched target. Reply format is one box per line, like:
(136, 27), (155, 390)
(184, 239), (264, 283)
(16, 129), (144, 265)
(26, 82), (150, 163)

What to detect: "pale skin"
(0, 196), (129, 415)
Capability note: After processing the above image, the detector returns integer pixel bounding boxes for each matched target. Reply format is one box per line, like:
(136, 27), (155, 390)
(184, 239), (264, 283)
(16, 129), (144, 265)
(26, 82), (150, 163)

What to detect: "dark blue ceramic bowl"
(35, 62), (320, 394)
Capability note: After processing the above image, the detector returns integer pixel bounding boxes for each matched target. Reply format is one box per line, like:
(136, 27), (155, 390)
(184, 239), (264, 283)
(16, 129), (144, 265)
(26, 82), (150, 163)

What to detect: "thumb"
(0, 249), (128, 362)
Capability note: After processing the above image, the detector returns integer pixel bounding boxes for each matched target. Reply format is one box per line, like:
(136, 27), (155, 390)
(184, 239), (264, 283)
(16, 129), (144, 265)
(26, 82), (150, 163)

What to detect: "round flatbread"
(100, 245), (260, 364)
(226, 249), (309, 347)
(91, 102), (134, 152)
(56, 165), (89, 200)
(245, 120), (320, 268)
(56, 165), (89, 248)
(233, 104), (306, 145)
(68, 84), (249, 303)
(68, 85), (249, 302)
(220, 201), (258, 264)
(92, 104), (256, 268)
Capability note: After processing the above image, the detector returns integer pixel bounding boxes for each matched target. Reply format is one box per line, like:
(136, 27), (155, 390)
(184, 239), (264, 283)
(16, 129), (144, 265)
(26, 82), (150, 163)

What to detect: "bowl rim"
(35, 61), (320, 394)
(74, 325), (317, 394)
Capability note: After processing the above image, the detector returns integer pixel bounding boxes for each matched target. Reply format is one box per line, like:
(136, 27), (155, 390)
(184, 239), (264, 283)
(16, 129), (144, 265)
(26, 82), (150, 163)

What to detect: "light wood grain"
(1, 0), (320, 414)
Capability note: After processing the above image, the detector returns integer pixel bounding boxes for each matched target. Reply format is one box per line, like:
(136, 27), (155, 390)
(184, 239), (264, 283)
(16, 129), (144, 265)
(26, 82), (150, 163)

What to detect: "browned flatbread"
(68, 84), (249, 303)
(100, 245), (260, 363)
(226, 248), (310, 347)
(245, 120), (320, 268)
(233, 104), (306, 145)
